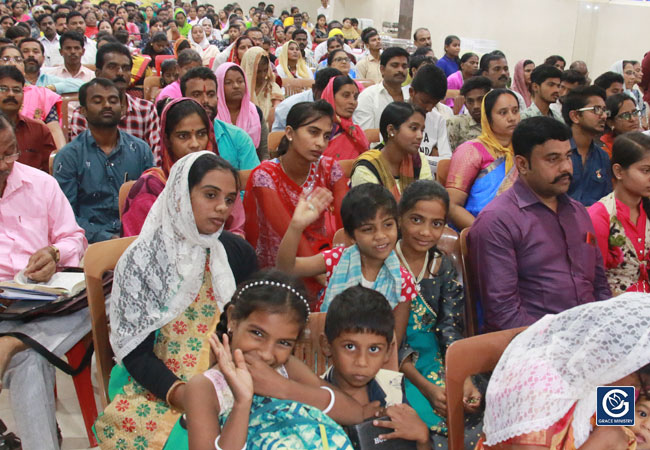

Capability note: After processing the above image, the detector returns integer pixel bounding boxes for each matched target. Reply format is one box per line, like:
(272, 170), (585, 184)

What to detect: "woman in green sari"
(395, 180), (483, 448)
(94, 152), (258, 449)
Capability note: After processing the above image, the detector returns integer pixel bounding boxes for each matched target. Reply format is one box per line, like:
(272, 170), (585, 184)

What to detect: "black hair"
(326, 36), (342, 51)
(611, 132), (650, 219)
(561, 85), (607, 125)
(114, 29), (129, 45)
(482, 88), (519, 126)
(66, 10), (83, 23)
(459, 51), (477, 65)
(360, 27), (378, 44)
(187, 152), (240, 194)
(0, 16), (14, 25)
(277, 100), (333, 155)
(479, 52), (505, 74)
(36, 13), (53, 25)
(530, 64), (563, 86)
(327, 48), (349, 67)
(18, 37), (44, 54)
(244, 26), (261, 35)
(593, 71), (625, 91)
(59, 30), (85, 48)
(544, 55), (566, 67)
(523, 59), (534, 67)
(0, 44), (21, 58)
(512, 116), (572, 161)
(400, 179), (449, 217)
(151, 31), (169, 43)
(443, 34), (460, 64)
(379, 101), (426, 146)
(411, 64), (447, 100)
(0, 38), (13, 46)
(164, 98), (211, 142)
(561, 69), (587, 86)
(408, 55), (435, 77)
(332, 74), (356, 96)
(96, 42), (132, 69)
(216, 269), (310, 339)
(78, 77), (124, 108)
(460, 75), (492, 97)
(176, 39), (192, 53)
(313, 67), (341, 95)
(380, 46), (409, 67)
(324, 286), (394, 343)
(350, 18), (358, 26)
(53, 12), (67, 22)
(606, 93), (636, 121)
(156, 96), (173, 117)
(149, 17), (162, 28)
(177, 48), (202, 67)
(341, 183), (398, 237)
(412, 27), (428, 42)
(180, 66), (216, 95)
(0, 64), (24, 85)
(5, 25), (29, 40)
(97, 33), (119, 46)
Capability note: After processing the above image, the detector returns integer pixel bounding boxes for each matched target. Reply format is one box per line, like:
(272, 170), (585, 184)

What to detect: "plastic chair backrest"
(282, 77), (314, 97)
(459, 227), (479, 337)
(363, 128), (380, 144)
(155, 54), (175, 75)
(83, 236), (137, 408)
(60, 93), (79, 143)
(143, 76), (161, 102)
(445, 327), (527, 450)
(118, 180), (136, 219)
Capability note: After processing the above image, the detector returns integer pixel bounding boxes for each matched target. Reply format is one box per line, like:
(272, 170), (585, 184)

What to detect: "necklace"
(395, 241), (429, 284)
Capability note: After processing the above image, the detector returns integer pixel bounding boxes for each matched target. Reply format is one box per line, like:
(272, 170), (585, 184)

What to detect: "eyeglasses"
(0, 151), (19, 163)
(332, 57), (350, 64)
(0, 56), (23, 63)
(616, 109), (641, 121)
(576, 106), (610, 117)
(0, 86), (22, 95)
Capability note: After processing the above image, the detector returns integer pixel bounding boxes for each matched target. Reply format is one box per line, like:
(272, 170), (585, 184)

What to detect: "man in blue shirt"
(53, 78), (153, 243)
(562, 85), (612, 206)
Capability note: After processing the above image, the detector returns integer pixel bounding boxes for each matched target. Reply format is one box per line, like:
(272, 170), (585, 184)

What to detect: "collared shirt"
(39, 34), (63, 67)
(34, 71), (85, 94)
(316, 4), (332, 22)
(521, 100), (564, 122)
(271, 89), (315, 131)
(446, 114), (481, 152)
(355, 53), (382, 84)
(70, 93), (162, 164)
(568, 137), (612, 207)
(41, 64), (95, 83)
(213, 119), (260, 171)
(0, 162), (87, 280)
(53, 130), (154, 243)
(81, 37), (97, 66)
(15, 113), (57, 172)
(468, 177), (611, 332)
(353, 83), (410, 130)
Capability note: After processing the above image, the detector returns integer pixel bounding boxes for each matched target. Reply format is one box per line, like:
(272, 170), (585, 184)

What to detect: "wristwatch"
(48, 245), (60, 263)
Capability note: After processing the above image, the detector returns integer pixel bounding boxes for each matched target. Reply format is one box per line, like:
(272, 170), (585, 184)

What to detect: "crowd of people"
(0, 0), (650, 449)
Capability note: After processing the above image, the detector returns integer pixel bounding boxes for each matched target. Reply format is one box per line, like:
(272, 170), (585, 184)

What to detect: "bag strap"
(0, 332), (93, 376)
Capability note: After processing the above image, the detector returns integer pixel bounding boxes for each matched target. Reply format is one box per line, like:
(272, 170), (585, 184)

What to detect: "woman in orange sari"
(477, 294), (649, 450)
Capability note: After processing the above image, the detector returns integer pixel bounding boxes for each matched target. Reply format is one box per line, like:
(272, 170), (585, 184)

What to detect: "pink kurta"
(0, 162), (87, 280)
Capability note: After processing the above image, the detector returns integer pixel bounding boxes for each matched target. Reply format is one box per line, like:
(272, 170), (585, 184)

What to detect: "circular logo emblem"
(602, 388), (631, 418)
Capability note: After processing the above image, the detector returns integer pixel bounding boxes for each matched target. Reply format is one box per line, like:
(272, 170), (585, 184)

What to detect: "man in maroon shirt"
(468, 116), (611, 332)
(0, 65), (56, 173)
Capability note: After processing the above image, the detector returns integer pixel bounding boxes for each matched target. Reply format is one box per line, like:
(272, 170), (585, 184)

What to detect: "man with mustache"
(69, 43), (162, 164)
(468, 116), (611, 332)
(0, 107), (87, 450)
(39, 32), (94, 83)
(562, 85), (613, 206)
(0, 65), (56, 172)
(353, 46), (410, 131)
(36, 14), (63, 67)
(53, 78), (153, 243)
(19, 37), (85, 94)
(521, 64), (563, 122)
(480, 50), (527, 111)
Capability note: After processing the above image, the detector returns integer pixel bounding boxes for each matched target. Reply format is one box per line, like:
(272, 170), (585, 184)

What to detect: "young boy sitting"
(276, 183), (417, 344)
(321, 285), (431, 449)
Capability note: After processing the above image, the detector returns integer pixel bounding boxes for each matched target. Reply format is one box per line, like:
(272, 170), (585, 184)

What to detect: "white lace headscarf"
(483, 292), (650, 447)
(110, 151), (237, 362)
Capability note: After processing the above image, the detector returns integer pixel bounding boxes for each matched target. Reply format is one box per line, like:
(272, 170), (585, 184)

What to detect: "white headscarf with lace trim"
(483, 292), (650, 447)
(109, 151), (237, 362)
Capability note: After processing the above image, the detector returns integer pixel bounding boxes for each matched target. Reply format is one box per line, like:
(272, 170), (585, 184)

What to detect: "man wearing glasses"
(0, 65), (56, 172)
(562, 85), (613, 206)
(0, 108), (87, 450)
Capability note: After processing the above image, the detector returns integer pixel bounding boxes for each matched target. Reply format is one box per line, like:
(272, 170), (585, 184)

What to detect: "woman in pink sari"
(511, 59), (535, 108)
(444, 52), (478, 113)
(122, 98), (245, 236)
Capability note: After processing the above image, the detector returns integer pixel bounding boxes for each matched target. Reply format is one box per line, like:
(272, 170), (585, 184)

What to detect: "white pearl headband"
(235, 280), (311, 316)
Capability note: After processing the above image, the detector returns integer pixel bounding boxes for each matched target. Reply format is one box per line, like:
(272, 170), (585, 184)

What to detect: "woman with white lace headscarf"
(94, 152), (258, 449)
(477, 292), (650, 449)
(189, 23), (220, 66)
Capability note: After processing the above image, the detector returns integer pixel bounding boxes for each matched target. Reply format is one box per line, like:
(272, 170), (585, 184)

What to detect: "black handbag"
(346, 417), (417, 450)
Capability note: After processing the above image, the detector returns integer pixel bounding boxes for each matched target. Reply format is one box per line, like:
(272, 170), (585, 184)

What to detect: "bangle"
(320, 386), (335, 414)
(165, 380), (186, 411)
(215, 435), (246, 450)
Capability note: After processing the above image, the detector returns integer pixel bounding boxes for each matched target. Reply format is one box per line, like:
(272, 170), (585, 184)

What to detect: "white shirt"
(211, 42), (234, 71)
(313, 40), (353, 65)
(81, 37), (97, 66)
(272, 89), (315, 131)
(316, 4), (332, 22)
(353, 82), (410, 130)
(39, 35), (63, 67)
(419, 108), (452, 177)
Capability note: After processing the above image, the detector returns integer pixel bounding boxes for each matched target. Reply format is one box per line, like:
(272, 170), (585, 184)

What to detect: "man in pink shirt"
(0, 111), (87, 450)
(155, 48), (202, 103)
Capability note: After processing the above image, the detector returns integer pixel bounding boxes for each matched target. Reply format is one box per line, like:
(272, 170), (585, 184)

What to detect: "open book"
(0, 270), (86, 297)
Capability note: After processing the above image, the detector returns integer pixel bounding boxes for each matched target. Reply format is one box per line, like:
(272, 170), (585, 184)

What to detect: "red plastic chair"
(155, 54), (175, 76)
(65, 334), (98, 447)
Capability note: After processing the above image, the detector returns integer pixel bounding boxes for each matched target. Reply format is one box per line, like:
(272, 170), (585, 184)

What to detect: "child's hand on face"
(243, 352), (290, 398)
(424, 383), (447, 417)
(209, 333), (254, 404)
(289, 187), (333, 231)
(462, 376), (482, 414)
(373, 404), (429, 446)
